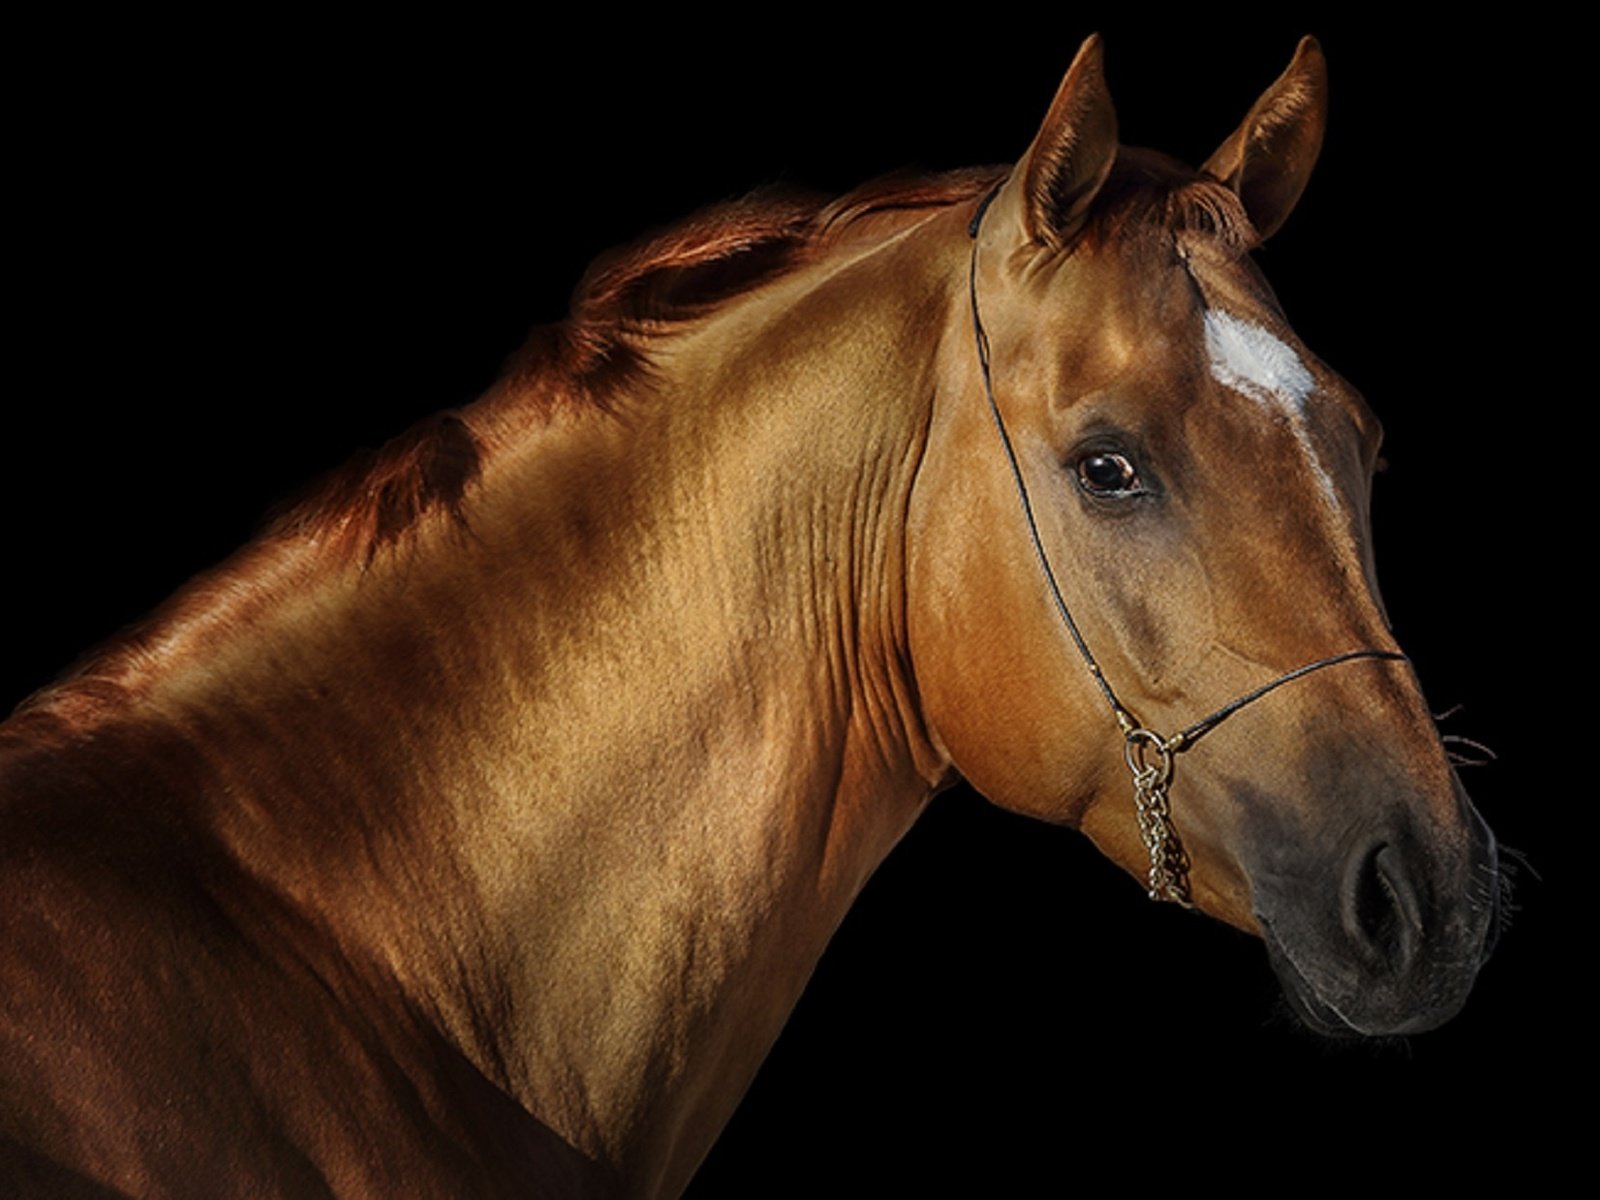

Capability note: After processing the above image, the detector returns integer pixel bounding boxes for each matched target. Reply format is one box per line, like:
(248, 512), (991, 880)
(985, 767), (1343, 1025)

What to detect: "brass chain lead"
(1124, 729), (1193, 907)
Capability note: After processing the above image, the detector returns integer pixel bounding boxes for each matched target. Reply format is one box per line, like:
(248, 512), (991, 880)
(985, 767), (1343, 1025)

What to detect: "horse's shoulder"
(0, 731), (618, 1197)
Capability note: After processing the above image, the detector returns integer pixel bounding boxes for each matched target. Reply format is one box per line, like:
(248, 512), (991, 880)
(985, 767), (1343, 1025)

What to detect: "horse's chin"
(1258, 920), (1480, 1039)
(1260, 935), (1366, 1038)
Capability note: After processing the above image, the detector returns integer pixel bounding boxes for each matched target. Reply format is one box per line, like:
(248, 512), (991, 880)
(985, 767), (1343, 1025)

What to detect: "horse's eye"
(1077, 452), (1141, 495)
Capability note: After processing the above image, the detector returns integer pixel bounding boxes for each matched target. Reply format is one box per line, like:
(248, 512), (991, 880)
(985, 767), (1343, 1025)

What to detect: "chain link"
(1124, 729), (1193, 907)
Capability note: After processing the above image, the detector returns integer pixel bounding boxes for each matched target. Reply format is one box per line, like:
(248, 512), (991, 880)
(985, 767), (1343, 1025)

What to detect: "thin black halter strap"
(965, 183), (1405, 902)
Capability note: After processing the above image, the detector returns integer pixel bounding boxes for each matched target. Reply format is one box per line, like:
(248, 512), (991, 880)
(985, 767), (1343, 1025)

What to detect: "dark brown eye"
(1077, 452), (1140, 495)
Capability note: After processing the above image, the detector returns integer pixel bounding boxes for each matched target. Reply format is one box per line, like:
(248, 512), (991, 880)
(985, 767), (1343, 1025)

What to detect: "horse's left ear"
(1203, 36), (1328, 241)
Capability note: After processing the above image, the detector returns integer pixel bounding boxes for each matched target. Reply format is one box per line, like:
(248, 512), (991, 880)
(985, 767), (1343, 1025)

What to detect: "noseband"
(965, 184), (1405, 907)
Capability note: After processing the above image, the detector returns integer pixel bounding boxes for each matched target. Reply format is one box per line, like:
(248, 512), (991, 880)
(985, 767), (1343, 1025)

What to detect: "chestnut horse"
(1, 36), (1497, 1198)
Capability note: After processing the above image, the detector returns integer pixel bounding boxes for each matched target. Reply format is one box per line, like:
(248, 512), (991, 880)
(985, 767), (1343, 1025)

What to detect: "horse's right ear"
(1202, 37), (1328, 241)
(991, 34), (1119, 250)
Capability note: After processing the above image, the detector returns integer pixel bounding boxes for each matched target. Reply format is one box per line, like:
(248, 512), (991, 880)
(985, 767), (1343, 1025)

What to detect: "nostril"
(1352, 843), (1396, 960)
(1350, 843), (1419, 972)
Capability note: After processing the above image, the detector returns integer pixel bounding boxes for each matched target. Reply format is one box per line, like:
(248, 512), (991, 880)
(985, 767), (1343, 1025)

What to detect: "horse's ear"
(1203, 37), (1328, 241)
(994, 34), (1118, 249)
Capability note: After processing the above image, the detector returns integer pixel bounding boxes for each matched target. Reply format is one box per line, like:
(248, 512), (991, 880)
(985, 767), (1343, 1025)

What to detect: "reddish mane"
(279, 155), (1248, 565)
(502, 167), (1006, 407)
(10, 156), (1253, 734)
(279, 169), (1009, 565)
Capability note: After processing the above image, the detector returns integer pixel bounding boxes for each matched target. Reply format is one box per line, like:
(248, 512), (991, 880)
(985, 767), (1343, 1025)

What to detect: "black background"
(11, 12), (1569, 1193)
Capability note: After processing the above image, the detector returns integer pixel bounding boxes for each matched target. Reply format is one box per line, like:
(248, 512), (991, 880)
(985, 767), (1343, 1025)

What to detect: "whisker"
(1431, 708), (1497, 766)
(1440, 733), (1497, 769)
(1441, 734), (1497, 759)
(1484, 845), (1533, 938)
(1500, 844), (1539, 883)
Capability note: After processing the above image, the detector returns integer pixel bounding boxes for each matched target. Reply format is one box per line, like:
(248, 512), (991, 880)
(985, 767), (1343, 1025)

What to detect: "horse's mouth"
(1258, 925), (1363, 1038)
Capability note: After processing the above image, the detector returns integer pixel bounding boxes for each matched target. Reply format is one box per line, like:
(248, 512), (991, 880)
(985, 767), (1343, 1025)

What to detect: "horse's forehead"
(1003, 241), (1202, 382)
(1201, 308), (1313, 406)
(1197, 304), (1342, 507)
(1017, 239), (1363, 427)
(1176, 248), (1333, 398)
(1047, 241), (1370, 510)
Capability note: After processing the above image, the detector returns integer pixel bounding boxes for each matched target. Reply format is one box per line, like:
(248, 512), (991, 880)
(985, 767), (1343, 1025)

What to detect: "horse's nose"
(1345, 840), (1423, 975)
(1328, 799), (1499, 1031)
(1258, 782), (1500, 1036)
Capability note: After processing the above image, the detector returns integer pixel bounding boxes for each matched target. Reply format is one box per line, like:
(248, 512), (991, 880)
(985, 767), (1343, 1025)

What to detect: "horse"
(1, 33), (1500, 1198)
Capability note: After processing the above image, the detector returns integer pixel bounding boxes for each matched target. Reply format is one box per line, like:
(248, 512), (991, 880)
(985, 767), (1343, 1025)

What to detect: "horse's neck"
(136, 209), (961, 1192)
(466, 219), (964, 1189)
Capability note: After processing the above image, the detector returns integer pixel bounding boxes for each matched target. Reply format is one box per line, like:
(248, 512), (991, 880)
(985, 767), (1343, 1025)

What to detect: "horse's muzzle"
(1253, 782), (1499, 1038)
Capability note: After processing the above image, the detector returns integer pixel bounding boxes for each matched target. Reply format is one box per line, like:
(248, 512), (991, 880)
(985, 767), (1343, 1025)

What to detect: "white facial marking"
(1203, 310), (1337, 507)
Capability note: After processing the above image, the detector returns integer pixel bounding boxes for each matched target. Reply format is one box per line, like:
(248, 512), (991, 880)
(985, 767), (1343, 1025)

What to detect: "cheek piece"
(965, 183), (1406, 906)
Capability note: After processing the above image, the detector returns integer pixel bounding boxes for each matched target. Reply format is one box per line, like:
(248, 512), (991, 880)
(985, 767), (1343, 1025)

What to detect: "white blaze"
(1203, 310), (1337, 507)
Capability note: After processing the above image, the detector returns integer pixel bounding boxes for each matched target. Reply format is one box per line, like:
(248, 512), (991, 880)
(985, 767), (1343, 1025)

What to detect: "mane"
(505, 154), (1252, 412)
(501, 167), (1009, 408)
(268, 412), (484, 565)
(7, 159), (1254, 738)
(280, 156), (1249, 566)
(254, 169), (1008, 571)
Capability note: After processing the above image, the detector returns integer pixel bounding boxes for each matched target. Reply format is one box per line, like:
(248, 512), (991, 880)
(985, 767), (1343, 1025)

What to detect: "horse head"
(908, 36), (1498, 1035)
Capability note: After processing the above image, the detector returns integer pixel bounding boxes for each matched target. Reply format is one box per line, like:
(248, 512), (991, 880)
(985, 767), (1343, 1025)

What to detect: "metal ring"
(1123, 727), (1174, 786)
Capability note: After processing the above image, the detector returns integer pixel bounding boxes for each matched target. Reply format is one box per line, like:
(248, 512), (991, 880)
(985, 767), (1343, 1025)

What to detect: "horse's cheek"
(905, 468), (1106, 825)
